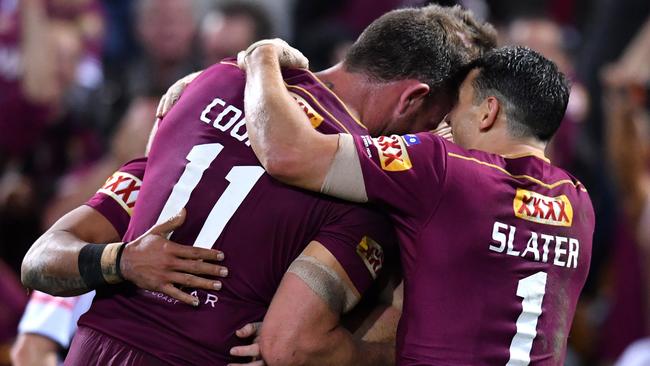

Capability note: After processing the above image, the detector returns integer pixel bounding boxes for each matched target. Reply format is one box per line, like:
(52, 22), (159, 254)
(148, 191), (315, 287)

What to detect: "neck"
(314, 63), (370, 122)
(476, 133), (548, 161)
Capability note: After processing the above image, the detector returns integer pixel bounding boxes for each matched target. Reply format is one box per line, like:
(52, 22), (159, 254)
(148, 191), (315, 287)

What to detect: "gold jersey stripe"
(448, 152), (587, 192)
(284, 83), (352, 134)
(303, 70), (367, 130)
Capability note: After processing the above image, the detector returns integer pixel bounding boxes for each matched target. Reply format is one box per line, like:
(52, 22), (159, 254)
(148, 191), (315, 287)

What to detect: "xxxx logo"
(373, 135), (413, 172)
(356, 236), (384, 279)
(513, 189), (573, 227)
(98, 172), (142, 215)
(289, 92), (324, 128)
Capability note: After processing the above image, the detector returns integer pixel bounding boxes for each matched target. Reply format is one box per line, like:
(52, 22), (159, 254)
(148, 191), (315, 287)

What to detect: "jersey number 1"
(506, 271), (548, 366)
(156, 143), (264, 248)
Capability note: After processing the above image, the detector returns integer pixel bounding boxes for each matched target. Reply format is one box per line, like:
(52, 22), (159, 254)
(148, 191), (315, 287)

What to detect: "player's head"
(342, 4), (496, 135)
(445, 46), (570, 151)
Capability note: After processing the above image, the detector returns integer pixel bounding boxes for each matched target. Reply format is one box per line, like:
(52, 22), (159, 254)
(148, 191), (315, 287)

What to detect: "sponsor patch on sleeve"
(372, 135), (413, 171)
(97, 172), (142, 215)
(403, 134), (421, 146)
(356, 236), (384, 279)
(289, 92), (324, 128)
(513, 188), (573, 227)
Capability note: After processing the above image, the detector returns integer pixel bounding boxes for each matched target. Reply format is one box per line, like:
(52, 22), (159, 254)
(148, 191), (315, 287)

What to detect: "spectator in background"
(505, 17), (589, 171)
(200, 1), (272, 66)
(126, 0), (200, 98)
(604, 16), (650, 366)
(0, 0), (105, 275)
(42, 0), (204, 227)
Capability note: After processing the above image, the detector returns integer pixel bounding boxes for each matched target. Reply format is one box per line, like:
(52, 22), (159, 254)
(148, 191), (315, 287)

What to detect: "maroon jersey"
(76, 61), (392, 365)
(349, 132), (594, 365)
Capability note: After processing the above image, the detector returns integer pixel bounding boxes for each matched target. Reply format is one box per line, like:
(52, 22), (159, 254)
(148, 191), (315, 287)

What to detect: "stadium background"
(0, 0), (649, 365)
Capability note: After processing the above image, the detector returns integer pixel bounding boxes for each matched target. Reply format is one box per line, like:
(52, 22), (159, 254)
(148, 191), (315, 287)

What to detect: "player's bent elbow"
(259, 333), (320, 366)
(261, 152), (306, 185)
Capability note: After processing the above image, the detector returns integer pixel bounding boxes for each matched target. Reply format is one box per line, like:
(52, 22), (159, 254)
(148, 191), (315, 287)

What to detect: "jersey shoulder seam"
(447, 152), (587, 192)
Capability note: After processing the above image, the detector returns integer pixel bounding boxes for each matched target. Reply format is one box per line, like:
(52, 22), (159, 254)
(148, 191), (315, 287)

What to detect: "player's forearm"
(22, 231), (108, 296)
(11, 334), (59, 366)
(243, 46), (337, 192)
(20, 0), (58, 104)
(22, 208), (123, 296)
(315, 327), (394, 366)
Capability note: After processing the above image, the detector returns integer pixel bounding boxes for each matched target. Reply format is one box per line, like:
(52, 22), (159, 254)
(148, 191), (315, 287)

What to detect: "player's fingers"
(171, 258), (227, 279)
(229, 343), (260, 358)
(168, 272), (223, 293)
(162, 91), (178, 118)
(156, 94), (167, 118)
(173, 246), (224, 262)
(227, 361), (265, 366)
(235, 322), (261, 338)
(159, 283), (199, 307)
(237, 50), (248, 70)
(173, 245), (225, 263)
(150, 209), (186, 235)
(227, 360), (265, 366)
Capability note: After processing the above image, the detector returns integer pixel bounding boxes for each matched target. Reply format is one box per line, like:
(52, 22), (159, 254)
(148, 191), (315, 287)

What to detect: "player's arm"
(243, 43), (446, 210)
(11, 333), (58, 366)
(243, 45), (339, 194)
(21, 205), (123, 296)
(22, 161), (227, 305)
(252, 242), (393, 366)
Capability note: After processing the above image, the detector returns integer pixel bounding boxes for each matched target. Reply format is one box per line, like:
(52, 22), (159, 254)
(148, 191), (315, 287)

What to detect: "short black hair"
(470, 46), (570, 141)
(343, 5), (496, 94)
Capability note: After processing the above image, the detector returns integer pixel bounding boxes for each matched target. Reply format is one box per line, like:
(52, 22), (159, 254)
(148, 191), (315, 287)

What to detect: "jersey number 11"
(155, 143), (264, 248)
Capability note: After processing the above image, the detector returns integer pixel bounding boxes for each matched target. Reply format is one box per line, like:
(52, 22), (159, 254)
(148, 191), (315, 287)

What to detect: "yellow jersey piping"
(448, 152), (587, 191)
(285, 82), (352, 134)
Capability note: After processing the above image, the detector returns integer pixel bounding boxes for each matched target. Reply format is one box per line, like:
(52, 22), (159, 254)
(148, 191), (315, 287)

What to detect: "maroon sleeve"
(351, 132), (448, 218)
(313, 203), (396, 295)
(85, 158), (147, 238)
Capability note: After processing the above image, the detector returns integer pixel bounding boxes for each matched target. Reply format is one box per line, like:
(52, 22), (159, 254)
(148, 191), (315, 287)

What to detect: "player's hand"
(228, 322), (264, 366)
(156, 71), (203, 119)
(237, 38), (308, 71)
(119, 209), (228, 307)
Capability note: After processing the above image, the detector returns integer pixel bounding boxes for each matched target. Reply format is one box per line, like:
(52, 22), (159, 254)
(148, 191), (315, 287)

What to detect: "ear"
(395, 82), (430, 117)
(479, 96), (500, 131)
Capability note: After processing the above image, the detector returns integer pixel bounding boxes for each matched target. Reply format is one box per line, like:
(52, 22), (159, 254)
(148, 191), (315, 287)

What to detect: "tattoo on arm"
(22, 259), (89, 296)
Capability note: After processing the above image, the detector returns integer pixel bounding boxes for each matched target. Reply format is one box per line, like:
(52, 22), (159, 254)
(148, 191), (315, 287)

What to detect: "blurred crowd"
(0, 0), (649, 365)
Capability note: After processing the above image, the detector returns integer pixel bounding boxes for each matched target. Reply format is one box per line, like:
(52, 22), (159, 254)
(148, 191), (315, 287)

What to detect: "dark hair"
(216, 1), (273, 40)
(343, 5), (496, 94)
(470, 46), (570, 141)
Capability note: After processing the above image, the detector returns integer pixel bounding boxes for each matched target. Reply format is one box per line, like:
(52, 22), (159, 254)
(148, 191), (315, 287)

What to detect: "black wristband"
(115, 242), (127, 280)
(78, 244), (109, 289)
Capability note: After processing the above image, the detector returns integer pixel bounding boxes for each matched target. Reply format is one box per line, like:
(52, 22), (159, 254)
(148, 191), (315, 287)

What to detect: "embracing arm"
(21, 206), (121, 296)
(243, 46), (338, 192)
(22, 206), (226, 304)
(255, 242), (393, 366)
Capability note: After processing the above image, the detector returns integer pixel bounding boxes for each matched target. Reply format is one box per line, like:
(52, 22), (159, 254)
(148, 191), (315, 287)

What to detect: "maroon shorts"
(65, 326), (169, 366)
